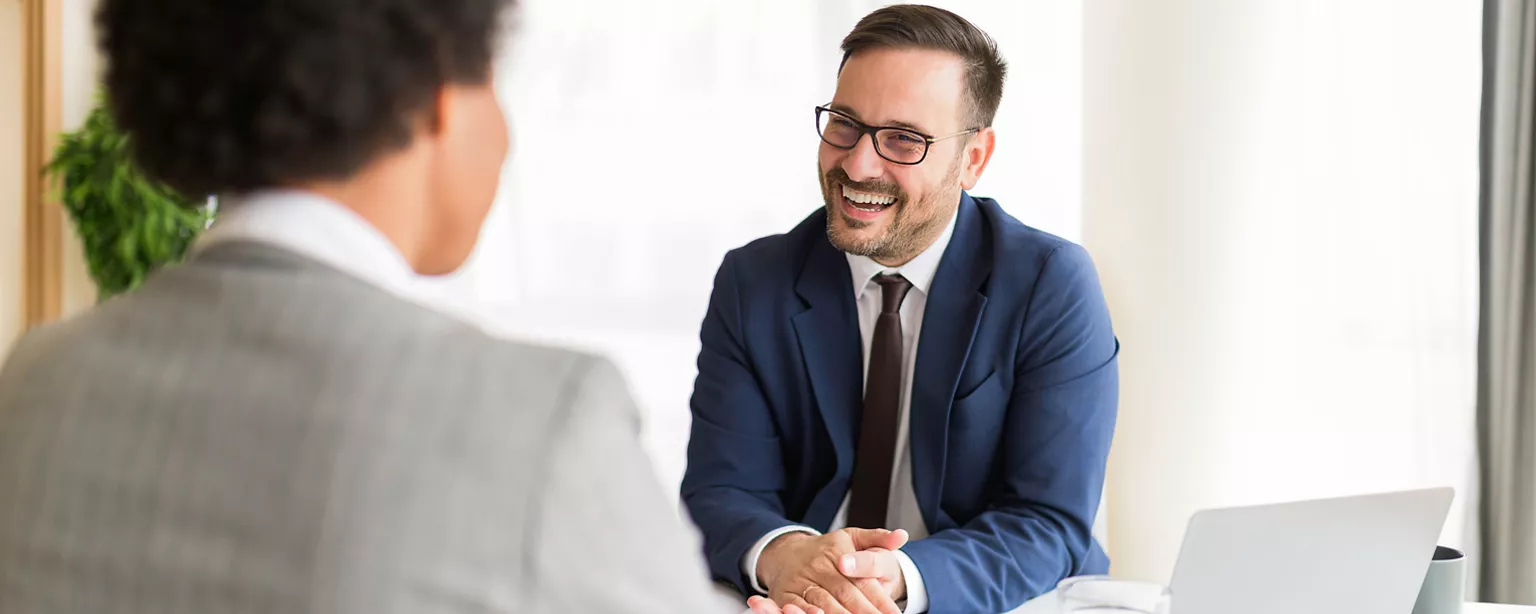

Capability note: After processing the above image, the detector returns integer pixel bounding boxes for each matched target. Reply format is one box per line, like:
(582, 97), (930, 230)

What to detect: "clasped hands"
(746, 528), (911, 614)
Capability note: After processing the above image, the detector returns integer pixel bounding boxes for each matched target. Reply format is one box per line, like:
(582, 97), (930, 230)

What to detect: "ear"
(959, 127), (996, 191)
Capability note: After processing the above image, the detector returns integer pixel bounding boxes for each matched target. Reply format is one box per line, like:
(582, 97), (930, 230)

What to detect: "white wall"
(1085, 0), (1481, 584)
(1, 1), (27, 355)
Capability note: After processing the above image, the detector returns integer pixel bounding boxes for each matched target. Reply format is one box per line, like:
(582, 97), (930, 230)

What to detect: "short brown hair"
(839, 4), (1008, 128)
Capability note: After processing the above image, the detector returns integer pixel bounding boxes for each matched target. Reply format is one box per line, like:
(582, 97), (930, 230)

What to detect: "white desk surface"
(731, 586), (1536, 613)
(734, 594), (1533, 614)
(1011, 592), (1533, 614)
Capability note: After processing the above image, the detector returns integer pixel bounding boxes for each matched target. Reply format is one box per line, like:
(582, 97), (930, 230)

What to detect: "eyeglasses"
(815, 105), (980, 165)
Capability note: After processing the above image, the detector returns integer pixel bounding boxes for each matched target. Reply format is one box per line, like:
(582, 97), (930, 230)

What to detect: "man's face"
(819, 47), (977, 265)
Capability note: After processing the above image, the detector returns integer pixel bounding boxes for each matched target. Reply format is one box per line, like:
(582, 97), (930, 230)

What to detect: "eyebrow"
(828, 103), (931, 135)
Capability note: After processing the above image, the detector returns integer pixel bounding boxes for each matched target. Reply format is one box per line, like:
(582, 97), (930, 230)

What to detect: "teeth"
(842, 185), (896, 207)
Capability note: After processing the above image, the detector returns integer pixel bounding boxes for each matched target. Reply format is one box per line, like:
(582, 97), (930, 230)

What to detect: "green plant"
(46, 100), (214, 301)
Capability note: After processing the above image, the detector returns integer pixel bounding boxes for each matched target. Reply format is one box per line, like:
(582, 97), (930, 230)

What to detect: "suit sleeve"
(680, 251), (801, 593)
(527, 356), (740, 613)
(902, 244), (1120, 614)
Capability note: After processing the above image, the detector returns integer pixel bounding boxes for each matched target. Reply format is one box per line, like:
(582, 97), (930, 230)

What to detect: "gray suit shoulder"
(0, 309), (100, 384)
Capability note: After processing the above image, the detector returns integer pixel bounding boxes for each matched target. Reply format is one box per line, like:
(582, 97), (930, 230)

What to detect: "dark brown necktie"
(847, 273), (913, 530)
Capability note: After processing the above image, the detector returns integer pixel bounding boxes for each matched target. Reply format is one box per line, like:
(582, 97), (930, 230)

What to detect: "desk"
(1011, 591), (1535, 614)
(735, 595), (1533, 614)
(730, 586), (1536, 613)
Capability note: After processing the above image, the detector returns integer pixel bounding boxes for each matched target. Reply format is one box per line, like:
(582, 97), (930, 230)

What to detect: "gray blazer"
(0, 243), (733, 613)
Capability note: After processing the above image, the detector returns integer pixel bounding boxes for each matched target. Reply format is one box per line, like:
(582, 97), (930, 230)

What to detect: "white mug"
(1411, 545), (1466, 614)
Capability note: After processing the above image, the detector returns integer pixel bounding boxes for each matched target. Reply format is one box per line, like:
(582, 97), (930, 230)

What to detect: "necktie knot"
(873, 273), (913, 315)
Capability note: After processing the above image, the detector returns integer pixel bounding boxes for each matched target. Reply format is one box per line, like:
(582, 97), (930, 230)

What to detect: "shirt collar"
(193, 189), (417, 296)
(845, 206), (959, 300)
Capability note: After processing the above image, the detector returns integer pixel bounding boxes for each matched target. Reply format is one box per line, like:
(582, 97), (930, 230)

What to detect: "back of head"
(97, 0), (518, 274)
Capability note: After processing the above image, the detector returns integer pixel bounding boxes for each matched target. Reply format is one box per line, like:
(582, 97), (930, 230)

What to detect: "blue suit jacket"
(681, 193), (1118, 613)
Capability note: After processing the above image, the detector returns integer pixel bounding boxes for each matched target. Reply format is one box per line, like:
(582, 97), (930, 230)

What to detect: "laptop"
(1168, 487), (1454, 614)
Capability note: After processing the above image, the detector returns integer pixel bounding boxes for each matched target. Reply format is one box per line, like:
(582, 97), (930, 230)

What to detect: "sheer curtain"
(420, 0), (1087, 503)
(1477, 0), (1536, 603)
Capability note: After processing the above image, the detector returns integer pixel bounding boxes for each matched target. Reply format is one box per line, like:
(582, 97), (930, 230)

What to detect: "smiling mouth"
(841, 184), (898, 212)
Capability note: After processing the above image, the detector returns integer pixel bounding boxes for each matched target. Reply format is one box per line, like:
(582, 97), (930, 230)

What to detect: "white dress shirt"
(740, 210), (959, 614)
(194, 189), (421, 300)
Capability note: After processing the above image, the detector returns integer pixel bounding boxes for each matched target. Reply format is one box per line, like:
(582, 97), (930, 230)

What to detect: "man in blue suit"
(683, 5), (1119, 614)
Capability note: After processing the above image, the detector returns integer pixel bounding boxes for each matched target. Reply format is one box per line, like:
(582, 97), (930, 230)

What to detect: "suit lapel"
(791, 229), (864, 504)
(910, 193), (991, 528)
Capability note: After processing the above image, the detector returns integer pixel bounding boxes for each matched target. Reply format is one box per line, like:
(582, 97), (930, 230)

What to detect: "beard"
(820, 155), (963, 262)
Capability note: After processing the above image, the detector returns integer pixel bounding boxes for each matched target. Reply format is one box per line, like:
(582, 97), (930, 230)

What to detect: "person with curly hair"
(0, 1), (745, 612)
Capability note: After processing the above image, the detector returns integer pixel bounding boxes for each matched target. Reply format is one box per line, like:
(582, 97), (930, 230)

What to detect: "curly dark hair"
(96, 0), (515, 197)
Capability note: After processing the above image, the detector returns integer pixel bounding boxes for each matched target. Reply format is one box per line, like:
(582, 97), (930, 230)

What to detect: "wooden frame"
(21, 0), (64, 326)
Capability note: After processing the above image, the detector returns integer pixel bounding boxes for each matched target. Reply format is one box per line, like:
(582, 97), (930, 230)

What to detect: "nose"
(840, 133), (886, 182)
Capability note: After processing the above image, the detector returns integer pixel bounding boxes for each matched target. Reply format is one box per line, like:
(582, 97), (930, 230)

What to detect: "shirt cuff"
(740, 525), (822, 595)
(892, 549), (928, 613)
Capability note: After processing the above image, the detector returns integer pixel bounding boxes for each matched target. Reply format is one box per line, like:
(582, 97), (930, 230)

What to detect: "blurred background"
(0, 0), (1495, 600)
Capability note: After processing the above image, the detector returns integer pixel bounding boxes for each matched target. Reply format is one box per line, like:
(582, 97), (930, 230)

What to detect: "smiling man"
(682, 5), (1119, 614)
